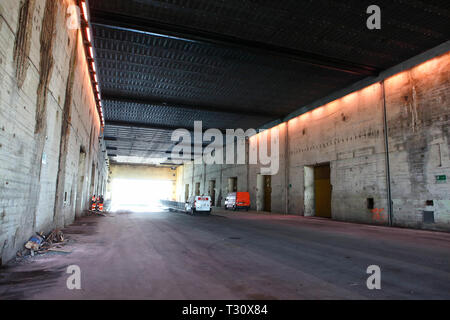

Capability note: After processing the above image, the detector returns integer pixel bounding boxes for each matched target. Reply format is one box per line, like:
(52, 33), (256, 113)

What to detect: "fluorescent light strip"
(81, 2), (103, 127)
(81, 2), (88, 21)
(86, 27), (91, 42)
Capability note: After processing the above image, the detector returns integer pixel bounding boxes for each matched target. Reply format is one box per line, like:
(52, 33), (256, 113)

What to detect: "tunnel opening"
(111, 179), (173, 212)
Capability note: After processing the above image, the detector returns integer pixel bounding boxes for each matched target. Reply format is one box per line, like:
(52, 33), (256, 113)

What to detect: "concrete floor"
(1, 208), (450, 300)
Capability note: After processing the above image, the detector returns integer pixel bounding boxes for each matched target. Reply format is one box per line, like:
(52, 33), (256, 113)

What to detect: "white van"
(185, 195), (212, 215)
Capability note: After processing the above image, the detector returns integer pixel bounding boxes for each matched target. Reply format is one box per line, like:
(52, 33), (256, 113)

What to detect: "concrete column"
(304, 166), (315, 216)
(256, 174), (264, 212)
(285, 123), (289, 214)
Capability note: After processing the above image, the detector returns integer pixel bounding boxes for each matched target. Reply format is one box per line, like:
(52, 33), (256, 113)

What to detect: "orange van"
(224, 192), (250, 211)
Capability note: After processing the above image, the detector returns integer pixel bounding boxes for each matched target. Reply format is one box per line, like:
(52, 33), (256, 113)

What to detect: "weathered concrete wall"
(386, 55), (450, 229)
(177, 51), (450, 231)
(109, 164), (177, 200)
(0, 0), (108, 264)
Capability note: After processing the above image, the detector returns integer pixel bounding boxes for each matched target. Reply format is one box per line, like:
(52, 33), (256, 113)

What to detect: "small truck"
(185, 195), (212, 215)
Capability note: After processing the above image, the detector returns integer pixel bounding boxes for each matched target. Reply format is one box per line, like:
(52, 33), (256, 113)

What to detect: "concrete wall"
(177, 51), (450, 231)
(0, 0), (108, 264)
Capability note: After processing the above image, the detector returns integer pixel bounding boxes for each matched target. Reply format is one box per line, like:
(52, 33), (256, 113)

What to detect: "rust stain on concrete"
(13, 0), (36, 89)
(54, 24), (78, 224)
(35, 0), (57, 135)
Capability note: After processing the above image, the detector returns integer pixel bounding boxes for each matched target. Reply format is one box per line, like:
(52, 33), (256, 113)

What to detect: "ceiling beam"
(106, 120), (227, 133)
(103, 94), (282, 119)
(104, 147), (204, 155)
(90, 9), (380, 76)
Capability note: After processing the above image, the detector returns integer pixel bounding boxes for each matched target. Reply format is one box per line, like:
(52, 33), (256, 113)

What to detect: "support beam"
(103, 136), (117, 141)
(103, 94), (282, 119)
(90, 10), (380, 76)
(106, 120), (227, 133)
(103, 147), (204, 155)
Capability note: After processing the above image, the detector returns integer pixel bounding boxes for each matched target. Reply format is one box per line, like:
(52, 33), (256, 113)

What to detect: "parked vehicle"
(224, 192), (250, 211)
(185, 195), (212, 215)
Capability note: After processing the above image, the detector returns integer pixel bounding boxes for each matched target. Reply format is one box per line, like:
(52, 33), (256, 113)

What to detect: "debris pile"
(86, 209), (106, 217)
(24, 229), (69, 256)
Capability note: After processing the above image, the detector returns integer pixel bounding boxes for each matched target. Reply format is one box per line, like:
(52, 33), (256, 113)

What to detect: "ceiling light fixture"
(81, 2), (88, 21)
(79, 0), (104, 128)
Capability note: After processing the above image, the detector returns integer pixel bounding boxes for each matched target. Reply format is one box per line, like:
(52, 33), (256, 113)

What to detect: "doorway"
(195, 182), (200, 196)
(185, 184), (189, 201)
(75, 147), (86, 217)
(228, 177), (237, 193)
(90, 162), (96, 196)
(314, 164), (332, 218)
(304, 163), (332, 218)
(209, 180), (216, 206)
(256, 174), (271, 212)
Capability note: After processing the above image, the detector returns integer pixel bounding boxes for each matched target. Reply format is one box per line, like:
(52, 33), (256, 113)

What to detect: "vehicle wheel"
(233, 205), (237, 211)
(245, 207), (249, 211)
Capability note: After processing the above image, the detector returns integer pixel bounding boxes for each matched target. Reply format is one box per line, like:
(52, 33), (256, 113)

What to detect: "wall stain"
(13, 0), (36, 89)
(29, 0), (58, 231)
(404, 73), (429, 195)
(34, 0), (57, 135)
(54, 22), (78, 225)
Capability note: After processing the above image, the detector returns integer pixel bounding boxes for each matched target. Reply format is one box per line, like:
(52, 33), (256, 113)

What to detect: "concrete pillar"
(256, 174), (264, 212)
(304, 166), (315, 216)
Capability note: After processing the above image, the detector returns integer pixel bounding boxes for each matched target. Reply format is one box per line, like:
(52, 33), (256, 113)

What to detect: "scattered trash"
(24, 229), (67, 255)
(45, 229), (64, 244)
(25, 234), (44, 251)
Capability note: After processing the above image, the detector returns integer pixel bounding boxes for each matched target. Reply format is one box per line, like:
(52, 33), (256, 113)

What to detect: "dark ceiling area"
(88, 0), (450, 165)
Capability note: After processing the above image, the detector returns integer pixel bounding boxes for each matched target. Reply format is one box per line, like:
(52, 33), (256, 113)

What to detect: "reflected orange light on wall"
(312, 106), (323, 116)
(361, 83), (379, 95)
(256, 52), (449, 143)
(385, 71), (407, 88)
(288, 117), (298, 131)
(326, 100), (338, 113)
(415, 55), (440, 75)
(342, 91), (357, 104)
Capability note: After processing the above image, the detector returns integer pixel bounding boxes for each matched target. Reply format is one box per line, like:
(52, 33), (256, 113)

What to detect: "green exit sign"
(436, 175), (447, 183)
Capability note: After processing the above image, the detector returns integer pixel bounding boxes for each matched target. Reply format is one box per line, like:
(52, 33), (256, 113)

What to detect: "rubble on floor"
(23, 229), (69, 256)
(86, 209), (107, 217)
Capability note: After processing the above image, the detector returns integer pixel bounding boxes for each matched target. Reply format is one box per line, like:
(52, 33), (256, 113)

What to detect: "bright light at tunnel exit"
(111, 179), (173, 212)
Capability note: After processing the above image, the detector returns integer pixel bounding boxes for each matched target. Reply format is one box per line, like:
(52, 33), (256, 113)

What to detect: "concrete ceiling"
(87, 0), (450, 165)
